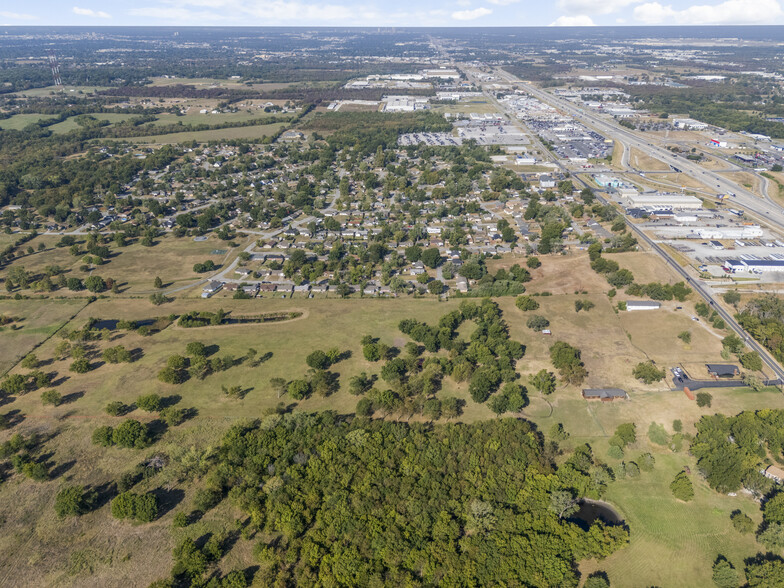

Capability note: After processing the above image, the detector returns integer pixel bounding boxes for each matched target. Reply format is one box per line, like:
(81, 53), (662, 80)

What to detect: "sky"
(1, 0), (782, 27)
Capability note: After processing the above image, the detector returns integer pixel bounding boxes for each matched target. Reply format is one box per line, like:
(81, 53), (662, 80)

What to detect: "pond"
(571, 499), (623, 527)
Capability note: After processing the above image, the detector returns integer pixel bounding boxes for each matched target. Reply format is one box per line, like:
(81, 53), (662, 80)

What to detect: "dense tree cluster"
(212, 413), (627, 586)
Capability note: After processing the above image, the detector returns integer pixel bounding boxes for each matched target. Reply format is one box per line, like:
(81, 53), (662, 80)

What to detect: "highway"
(473, 65), (784, 380)
(495, 67), (784, 234)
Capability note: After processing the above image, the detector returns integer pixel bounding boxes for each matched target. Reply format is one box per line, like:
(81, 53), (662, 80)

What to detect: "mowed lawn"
(0, 113), (59, 130)
(129, 122), (289, 144)
(0, 299), (88, 375)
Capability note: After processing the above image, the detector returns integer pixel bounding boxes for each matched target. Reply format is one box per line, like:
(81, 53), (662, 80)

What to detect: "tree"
(515, 295), (539, 311)
(526, 256), (541, 269)
(70, 358), (91, 374)
(731, 510), (754, 534)
(428, 280), (444, 295)
(160, 407), (186, 427)
(356, 397), (374, 416)
(105, 401), (128, 416)
(288, 379), (310, 400)
(670, 471), (694, 501)
(41, 390), (62, 407)
(136, 394), (162, 412)
(759, 523), (784, 552)
(420, 248), (442, 268)
(84, 275), (106, 293)
(673, 419), (683, 432)
(722, 290), (741, 306)
(722, 334), (745, 354)
(678, 331), (692, 344)
(111, 491), (158, 522)
(306, 350), (330, 370)
(712, 556), (738, 588)
(111, 419), (150, 448)
(696, 392), (713, 408)
(549, 490), (579, 519)
(526, 315), (550, 331)
(20, 354), (39, 369)
(632, 361), (665, 384)
(154, 276), (163, 289)
(647, 422), (669, 445)
(740, 351), (763, 372)
(613, 423), (637, 447)
(584, 573), (610, 588)
(550, 423), (569, 441)
(270, 377), (287, 398)
(55, 485), (95, 518)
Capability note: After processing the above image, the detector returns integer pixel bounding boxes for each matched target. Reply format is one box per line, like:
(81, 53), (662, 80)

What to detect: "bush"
(287, 379), (310, 400)
(55, 485), (95, 518)
(526, 315), (550, 331)
(172, 511), (188, 528)
(136, 394), (162, 412)
(41, 390), (62, 407)
(306, 350), (330, 370)
(515, 295), (539, 311)
(670, 471), (694, 501)
(111, 419), (150, 448)
(160, 407), (186, 426)
(632, 361), (666, 384)
(740, 351), (763, 372)
(356, 397), (374, 416)
(607, 445), (624, 459)
(186, 341), (207, 357)
(731, 510), (754, 534)
(526, 256), (541, 269)
(69, 358), (91, 373)
(647, 422), (670, 446)
(111, 491), (158, 522)
(92, 426), (114, 447)
(193, 488), (222, 513)
(105, 401), (128, 416)
(696, 392), (713, 408)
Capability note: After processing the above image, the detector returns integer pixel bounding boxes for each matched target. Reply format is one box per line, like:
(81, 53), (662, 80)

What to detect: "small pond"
(571, 499), (623, 527)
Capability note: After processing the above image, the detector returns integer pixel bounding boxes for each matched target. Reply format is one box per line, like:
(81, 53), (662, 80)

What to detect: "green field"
(0, 114), (59, 130)
(129, 122), (289, 144)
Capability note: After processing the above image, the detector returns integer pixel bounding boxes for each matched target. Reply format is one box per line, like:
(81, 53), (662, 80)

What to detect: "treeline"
(198, 413), (628, 586)
(737, 295), (784, 363)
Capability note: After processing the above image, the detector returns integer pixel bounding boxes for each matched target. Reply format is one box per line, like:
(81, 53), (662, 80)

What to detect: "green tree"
(670, 471), (694, 501)
(731, 510), (754, 534)
(740, 351), (763, 372)
(136, 394), (162, 412)
(712, 556), (738, 588)
(288, 379), (310, 400)
(633, 361), (666, 384)
(697, 392), (713, 408)
(111, 419), (150, 448)
(41, 390), (62, 407)
(55, 485), (95, 518)
(515, 295), (539, 311)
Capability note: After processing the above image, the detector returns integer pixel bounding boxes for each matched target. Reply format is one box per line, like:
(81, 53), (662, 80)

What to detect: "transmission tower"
(48, 50), (63, 90)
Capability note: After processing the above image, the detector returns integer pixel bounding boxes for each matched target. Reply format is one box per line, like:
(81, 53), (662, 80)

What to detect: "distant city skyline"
(1, 0), (781, 28)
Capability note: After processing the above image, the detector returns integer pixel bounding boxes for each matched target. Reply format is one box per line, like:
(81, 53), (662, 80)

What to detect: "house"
(201, 281), (223, 298)
(539, 175), (556, 189)
(625, 300), (661, 311)
(582, 388), (628, 401)
(763, 465), (784, 484)
(410, 261), (426, 276)
(456, 276), (469, 293)
(707, 364), (740, 378)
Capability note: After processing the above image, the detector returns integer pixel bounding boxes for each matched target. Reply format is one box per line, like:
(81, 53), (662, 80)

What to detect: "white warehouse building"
(697, 226), (763, 239)
(626, 193), (703, 210)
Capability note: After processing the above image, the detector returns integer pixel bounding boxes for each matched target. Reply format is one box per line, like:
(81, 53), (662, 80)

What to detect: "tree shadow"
(61, 391), (85, 404)
(152, 487), (185, 518)
(204, 344), (220, 357)
(129, 348), (144, 362)
(90, 481), (117, 510)
(161, 394), (181, 408)
(2, 409), (24, 428)
(50, 375), (70, 388)
(49, 459), (76, 480)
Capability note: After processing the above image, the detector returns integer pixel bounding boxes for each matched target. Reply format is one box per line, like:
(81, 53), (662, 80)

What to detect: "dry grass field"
(629, 148), (671, 172)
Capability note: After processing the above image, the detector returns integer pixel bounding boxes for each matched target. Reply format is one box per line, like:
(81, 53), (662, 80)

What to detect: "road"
(495, 67), (784, 234)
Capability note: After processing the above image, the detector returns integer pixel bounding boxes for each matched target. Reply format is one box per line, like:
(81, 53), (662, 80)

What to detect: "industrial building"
(626, 193), (703, 210)
(673, 118), (709, 130)
(594, 174), (623, 188)
(625, 300), (661, 311)
(723, 258), (784, 273)
(697, 226), (763, 239)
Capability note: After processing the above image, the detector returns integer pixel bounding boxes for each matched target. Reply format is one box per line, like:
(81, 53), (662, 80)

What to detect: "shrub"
(356, 397), (374, 416)
(607, 445), (624, 460)
(632, 361), (666, 384)
(696, 392), (713, 408)
(92, 426), (114, 447)
(111, 420), (150, 448)
(306, 350), (330, 370)
(670, 471), (694, 501)
(526, 315), (550, 331)
(193, 488), (222, 513)
(55, 485), (95, 518)
(287, 379), (310, 400)
(731, 510), (754, 534)
(647, 422), (670, 446)
(69, 358), (91, 373)
(111, 491), (158, 522)
(136, 394), (162, 412)
(515, 295), (539, 311)
(105, 401), (128, 416)
(160, 407), (186, 426)
(41, 390), (62, 407)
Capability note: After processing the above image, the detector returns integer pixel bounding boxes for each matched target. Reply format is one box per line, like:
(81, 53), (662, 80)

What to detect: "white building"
(627, 193), (702, 210)
(673, 118), (709, 131)
(698, 226), (763, 239)
(626, 300), (661, 311)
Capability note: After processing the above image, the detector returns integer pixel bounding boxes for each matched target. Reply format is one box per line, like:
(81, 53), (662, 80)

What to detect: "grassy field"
(629, 147), (670, 172)
(0, 247), (778, 585)
(0, 233), (235, 295)
(0, 114), (58, 130)
(151, 111), (291, 127)
(0, 299), (88, 375)
(129, 122), (288, 144)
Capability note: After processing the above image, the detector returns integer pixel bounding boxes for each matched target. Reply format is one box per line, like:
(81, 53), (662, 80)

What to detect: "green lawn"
(128, 122), (288, 144)
(0, 114), (58, 130)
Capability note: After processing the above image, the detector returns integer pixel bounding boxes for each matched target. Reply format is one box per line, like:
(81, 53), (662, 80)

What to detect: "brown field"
(629, 148), (670, 172)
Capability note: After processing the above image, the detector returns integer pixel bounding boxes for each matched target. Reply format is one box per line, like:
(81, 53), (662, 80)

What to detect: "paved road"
(672, 376), (783, 391)
(496, 68), (784, 234)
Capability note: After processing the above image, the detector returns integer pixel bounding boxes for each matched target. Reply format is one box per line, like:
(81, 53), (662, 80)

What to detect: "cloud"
(557, 0), (640, 15)
(633, 0), (782, 24)
(452, 6), (492, 19)
(129, 1), (358, 23)
(0, 11), (37, 20)
(73, 6), (111, 18)
(550, 14), (595, 25)
(487, 0), (519, 5)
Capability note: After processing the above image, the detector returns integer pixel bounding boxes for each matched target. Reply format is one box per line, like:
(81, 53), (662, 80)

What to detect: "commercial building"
(698, 226), (763, 239)
(723, 258), (784, 273)
(625, 300), (661, 311)
(673, 118), (709, 130)
(626, 193), (702, 210)
(594, 174), (623, 188)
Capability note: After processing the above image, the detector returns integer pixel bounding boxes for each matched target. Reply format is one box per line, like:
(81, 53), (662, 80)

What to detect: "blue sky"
(1, 0), (781, 27)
